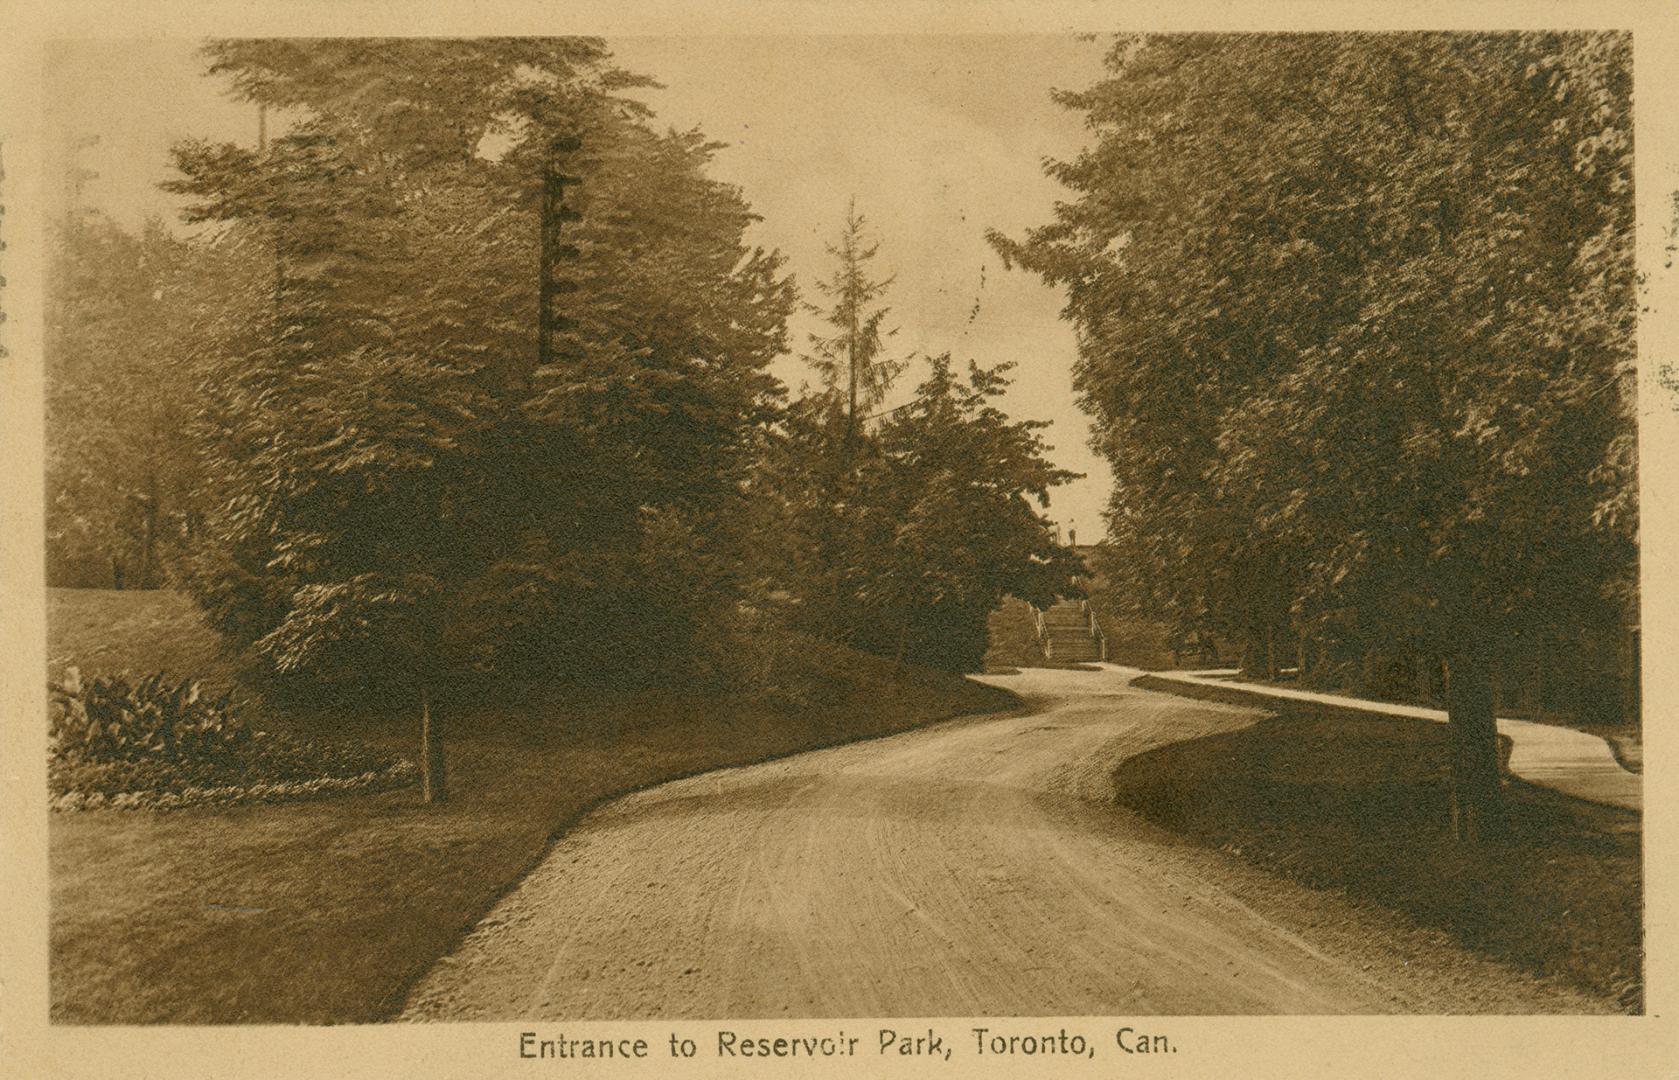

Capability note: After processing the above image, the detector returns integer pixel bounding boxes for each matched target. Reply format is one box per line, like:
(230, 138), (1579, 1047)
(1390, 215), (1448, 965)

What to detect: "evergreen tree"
(802, 198), (905, 447)
(768, 353), (1082, 670)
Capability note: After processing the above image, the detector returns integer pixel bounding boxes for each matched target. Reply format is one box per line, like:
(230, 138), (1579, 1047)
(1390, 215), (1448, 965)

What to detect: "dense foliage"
(46, 39), (1086, 787)
(993, 32), (1636, 837)
(51, 669), (244, 762)
(161, 39), (795, 695)
(48, 666), (414, 810)
(773, 203), (1082, 671)
(45, 213), (209, 588)
(857, 356), (1084, 670)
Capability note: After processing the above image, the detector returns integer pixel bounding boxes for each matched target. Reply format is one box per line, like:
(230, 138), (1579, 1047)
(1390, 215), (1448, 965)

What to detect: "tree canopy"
(992, 31), (1635, 837)
(767, 204), (1082, 672)
(45, 211), (215, 589)
(164, 38), (796, 690)
(48, 40), (1091, 734)
(994, 32), (1634, 647)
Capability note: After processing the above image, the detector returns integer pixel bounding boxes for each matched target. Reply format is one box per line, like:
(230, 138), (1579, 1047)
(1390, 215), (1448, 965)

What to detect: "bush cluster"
(684, 601), (867, 710)
(49, 667), (416, 812)
(52, 670), (248, 763)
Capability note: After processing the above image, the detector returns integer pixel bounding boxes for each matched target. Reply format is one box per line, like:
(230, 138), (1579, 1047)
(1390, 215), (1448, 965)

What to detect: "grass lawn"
(1111, 709), (1643, 1012)
(47, 588), (1015, 1024)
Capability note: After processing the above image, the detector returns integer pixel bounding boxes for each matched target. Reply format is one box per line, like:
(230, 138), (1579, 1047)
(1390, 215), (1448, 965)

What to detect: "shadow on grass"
(1111, 711), (1643, 1013)
(47, 589), (1025, 1024)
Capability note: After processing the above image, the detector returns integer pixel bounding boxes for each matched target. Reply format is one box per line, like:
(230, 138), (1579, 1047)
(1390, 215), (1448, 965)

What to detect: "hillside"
(47, 588), (1015, 1023)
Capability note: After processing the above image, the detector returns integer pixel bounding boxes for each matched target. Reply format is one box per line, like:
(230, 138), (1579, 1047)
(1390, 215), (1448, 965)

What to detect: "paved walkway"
(1133, 667), (1640, 813)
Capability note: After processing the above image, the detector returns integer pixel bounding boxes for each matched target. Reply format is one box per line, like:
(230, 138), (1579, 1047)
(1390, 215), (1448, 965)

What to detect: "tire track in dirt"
(401, 667), (1611, 1019)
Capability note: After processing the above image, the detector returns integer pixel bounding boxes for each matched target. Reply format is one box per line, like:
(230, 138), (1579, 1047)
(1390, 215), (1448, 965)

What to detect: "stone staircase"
(1036, 599), (1105, 663)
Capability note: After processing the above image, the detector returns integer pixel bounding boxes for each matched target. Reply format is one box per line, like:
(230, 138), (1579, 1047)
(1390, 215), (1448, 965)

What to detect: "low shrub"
(49, 666), (416, 811)
(686, 602), (859, 709)
(51, 669), (248, 764)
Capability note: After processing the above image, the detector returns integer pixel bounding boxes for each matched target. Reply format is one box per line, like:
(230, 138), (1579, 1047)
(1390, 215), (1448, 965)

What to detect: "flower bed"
(50, 667), (417, 812)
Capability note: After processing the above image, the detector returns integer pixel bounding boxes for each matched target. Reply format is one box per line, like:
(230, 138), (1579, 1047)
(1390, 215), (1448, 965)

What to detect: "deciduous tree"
(994, 32), (1635, 840)
(46, 212), (208, 589)
(166, 39), (796, 798)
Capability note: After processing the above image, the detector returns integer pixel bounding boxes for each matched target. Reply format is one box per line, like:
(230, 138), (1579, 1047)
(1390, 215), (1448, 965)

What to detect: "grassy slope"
(982, 596), (1107, 671)
(48, 589), (1014, 1024)
(1090, 612), (1181, 670)
(48, 588), (242, 686)
(1111, 708), (1642, 1012)
(983, 597), (1051, 670)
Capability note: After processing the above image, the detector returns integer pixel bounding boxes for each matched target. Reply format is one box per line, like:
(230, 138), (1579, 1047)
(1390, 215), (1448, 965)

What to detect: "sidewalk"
(1131, 667), (1640, 813)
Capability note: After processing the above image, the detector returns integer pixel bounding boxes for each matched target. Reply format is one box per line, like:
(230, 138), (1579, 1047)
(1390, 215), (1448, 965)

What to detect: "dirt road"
(401, 667), (1606, 1018)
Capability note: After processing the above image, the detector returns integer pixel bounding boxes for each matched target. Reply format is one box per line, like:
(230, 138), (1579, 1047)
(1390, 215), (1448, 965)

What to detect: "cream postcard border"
(2, 2), (1675, 1078)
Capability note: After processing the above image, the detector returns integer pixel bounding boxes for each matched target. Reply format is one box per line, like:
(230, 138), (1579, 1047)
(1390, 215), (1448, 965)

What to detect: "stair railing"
(1082, 599), (1107, 663)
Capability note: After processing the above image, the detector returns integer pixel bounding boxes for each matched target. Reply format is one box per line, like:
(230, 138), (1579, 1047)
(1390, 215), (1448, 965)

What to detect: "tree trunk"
(1535, 633), (1550, 717)
(1446, 635), (1503, 843)
(420, 685), (447, 804)
(537, 136), (582, 371)
(1624, 626), (1641, 730)
(847, 307), (859, 444)
(140, 468), (160, 589)
(1263, 624), (1278, 681)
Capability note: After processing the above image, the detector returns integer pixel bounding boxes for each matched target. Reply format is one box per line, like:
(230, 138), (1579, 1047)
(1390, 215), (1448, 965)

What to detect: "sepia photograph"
(3, 4), (1676, 1077)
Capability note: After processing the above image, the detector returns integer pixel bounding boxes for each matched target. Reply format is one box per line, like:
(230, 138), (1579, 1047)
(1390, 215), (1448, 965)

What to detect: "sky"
(45, 36), (1114, 538)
